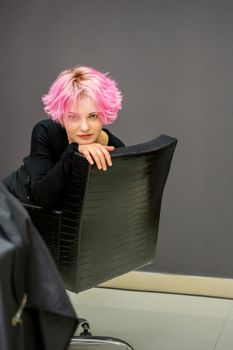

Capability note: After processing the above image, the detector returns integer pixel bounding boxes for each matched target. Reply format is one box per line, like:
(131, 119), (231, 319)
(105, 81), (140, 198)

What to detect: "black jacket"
(2, 119), (124, 210)
(0, 183), (79, 350)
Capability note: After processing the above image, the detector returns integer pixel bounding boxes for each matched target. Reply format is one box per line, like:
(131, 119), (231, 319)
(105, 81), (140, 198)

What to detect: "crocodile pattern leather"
(24, 135), (177, 293)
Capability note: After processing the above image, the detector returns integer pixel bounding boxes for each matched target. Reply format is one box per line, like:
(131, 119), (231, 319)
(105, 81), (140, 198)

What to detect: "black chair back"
(25, 135), (177, 293)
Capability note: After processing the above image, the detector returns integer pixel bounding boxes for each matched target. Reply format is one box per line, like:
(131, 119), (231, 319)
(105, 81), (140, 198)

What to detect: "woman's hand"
(78, 143), (115, 171)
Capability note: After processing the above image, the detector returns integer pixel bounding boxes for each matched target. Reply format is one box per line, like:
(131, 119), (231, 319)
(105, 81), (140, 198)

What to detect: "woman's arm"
(24, 122), (77, 210)
(24, 122), (125, 210)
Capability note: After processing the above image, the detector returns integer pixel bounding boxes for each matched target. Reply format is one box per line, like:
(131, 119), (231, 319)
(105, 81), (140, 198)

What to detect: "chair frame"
(23, 134), (177, 349)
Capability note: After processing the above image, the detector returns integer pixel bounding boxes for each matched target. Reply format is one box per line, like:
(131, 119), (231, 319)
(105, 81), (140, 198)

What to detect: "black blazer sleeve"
(24, 122), (77, 210)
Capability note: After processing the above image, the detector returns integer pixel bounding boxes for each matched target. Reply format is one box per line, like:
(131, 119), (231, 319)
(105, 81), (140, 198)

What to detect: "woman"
(2, 66), (125, 210)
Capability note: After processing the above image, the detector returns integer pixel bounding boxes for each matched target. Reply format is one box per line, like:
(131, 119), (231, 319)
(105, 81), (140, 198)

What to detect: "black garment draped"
(2, 119), (124, 210)
(0, 183), (79, 350)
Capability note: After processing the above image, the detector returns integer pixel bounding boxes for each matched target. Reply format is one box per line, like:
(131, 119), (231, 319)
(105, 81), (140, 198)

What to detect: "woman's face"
(63, 97), (103, 145)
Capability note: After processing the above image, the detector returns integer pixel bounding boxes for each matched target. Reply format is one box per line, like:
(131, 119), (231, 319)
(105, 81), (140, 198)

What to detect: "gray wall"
(1, 0), (233, 278)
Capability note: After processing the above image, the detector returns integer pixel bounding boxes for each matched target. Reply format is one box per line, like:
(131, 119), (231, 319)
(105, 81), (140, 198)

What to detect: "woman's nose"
(80, 119), (90, 132)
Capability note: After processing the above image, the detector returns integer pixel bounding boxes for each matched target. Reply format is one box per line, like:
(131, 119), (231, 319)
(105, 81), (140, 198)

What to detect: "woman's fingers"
(92, 148), (106, 170)
(79, 143), (114, 170)
(99, 145), (114, 168)
(105, 145), (115, 151)
(83, 151), (94, 165)
(101, 147), (112, 167)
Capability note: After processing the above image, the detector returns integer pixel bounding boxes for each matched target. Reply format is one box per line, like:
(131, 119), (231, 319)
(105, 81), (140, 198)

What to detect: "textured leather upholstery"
(24, 135), (177, 293)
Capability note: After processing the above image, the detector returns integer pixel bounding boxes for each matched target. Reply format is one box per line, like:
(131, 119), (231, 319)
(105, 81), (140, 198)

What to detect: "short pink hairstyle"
(42, 66), (123, 125)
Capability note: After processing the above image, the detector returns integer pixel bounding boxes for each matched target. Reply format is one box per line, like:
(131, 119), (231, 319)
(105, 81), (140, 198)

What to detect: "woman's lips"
(77, 134), (93, 139)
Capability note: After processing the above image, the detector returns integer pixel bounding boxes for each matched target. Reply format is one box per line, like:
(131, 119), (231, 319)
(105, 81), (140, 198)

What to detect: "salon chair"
(23, 135), (177, 350)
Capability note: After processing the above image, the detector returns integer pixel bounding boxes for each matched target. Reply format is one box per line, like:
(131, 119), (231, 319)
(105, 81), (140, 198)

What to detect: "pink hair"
(42, 66), (123, 125)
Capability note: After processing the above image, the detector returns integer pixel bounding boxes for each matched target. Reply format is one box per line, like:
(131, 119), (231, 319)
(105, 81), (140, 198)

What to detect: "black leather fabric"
(24, 135), (177, 293)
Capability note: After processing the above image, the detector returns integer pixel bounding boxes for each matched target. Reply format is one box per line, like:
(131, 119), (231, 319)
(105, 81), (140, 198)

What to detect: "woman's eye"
(89, 114), (98, 119)
(69, 114), (79, 120)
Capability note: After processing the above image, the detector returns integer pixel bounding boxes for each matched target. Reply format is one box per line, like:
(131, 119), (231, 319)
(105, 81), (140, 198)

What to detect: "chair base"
(69, 336), (134, 350)
(70, 318), (134, 349)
